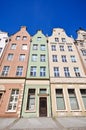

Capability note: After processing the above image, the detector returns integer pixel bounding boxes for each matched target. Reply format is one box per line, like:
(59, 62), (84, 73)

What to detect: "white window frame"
(16, 66), (23, 76)
(7, 89), (19, 112)
(1, 66), (10, 76)
(40, 67), (46, 77)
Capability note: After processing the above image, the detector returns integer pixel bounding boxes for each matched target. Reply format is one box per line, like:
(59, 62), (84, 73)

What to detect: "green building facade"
(22, 30), (51, 117)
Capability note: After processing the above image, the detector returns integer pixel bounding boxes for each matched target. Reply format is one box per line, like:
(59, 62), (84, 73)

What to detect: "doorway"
(39, 97), (47, 117)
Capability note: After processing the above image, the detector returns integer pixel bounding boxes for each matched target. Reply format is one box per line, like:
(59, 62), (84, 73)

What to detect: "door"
(39, 97), (47, 117)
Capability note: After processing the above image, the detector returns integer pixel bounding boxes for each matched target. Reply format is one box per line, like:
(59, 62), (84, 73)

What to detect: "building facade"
(0, 31), (8, 60)
(0, 27), (86, 118)
(22, 30), (51, 117)
(75, 29), (86, 74)
(0, 26), (31, 117)
(48, 28), (86, 117)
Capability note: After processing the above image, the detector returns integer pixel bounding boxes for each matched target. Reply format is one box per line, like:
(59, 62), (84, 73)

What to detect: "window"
(70, 55), (76, 62)
(40, 67), (46, 76)
(7, 54), (13, 61)
(40, 45), (45, 51)
(68, 89), (79, 110)
(62, 38), (66, 42)
(60, 45), (64, 51)
(0, 93), (2, 100)
(83, 35), (86, 39)
(40, 89), (46, 94)
(11, 44), (16, 50)
(23, 36), (27, 40)
(33, 44), (38, 50)
(52, 55), (58, 62)
(32, 54), (37, 61)
(74, 67), (81, 77)
(22, 44), (27, 50)
(8, 89), (19, 111)
(37, 37), (41, 41)
(56, 89), (65, 110)
(55, 38), (59, 42)
(16, 36), (20, 40)
(1, 66), (10, 76)
(62, 55), (67, 62)
(16, 66), (23, 76)
(81, 49), (86, 56)
(19, 54), (25, 61)
(68, 46), (73, 51)
(51, 45), (56, 51)
(80, 89), (86, 109)
(30, 66), (37, 76)
(26, 89), (35, 110)
(64, 67), (70, 77)
(0, 48), (2, 53)
(54, 67), (59, 77)
(40, 55), (45, 62)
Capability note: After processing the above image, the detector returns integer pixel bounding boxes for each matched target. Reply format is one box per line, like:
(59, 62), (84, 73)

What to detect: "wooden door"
(39, 97), (47, 117)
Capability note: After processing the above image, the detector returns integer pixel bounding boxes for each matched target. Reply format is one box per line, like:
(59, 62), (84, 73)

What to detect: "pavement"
(0, 117), (86, 130)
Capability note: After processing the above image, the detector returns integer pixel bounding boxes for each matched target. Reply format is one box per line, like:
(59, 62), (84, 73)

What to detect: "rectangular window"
(51, 45), (56, 51)
(19, 54), (25, 61)
(68, 46), (73, 51)
(40, 45), (45, 51)
(74, 67), (81, 77)
(56, 89), (65, 110)
(33, 44), (38, 50)
(37, 37), (41, 41)
(26, 89), (35, 110)
(40, 55), (45, 62)
(55, 38), (59, 42)
(8, 89), (19, 111)
(68, 89), (79, 110)
(32, 54), (37, 61)
(0, 93), (2, 99)
(52, 55), (58, 62)
(30, 66), (37, 76)
(60, 45), (64, 51)
(40, 67), (46, 76)
(16, 66), (23, 76)
(40, 89), (47, 94)
(54, 67), (60, 77)
(80, 89), (86, 109)
(22, 44), (27, 50)
(23, 36), (27, 40)
(1, 66), (10, 76)
(62, 38), (66, 42)
(81, 49), (86, 56)
(7, 54), (13, 61)
(0, 48), (2, 53)
(62, 55), (67, 62)
(64, 67), (70, 77)
(11, 44), (16, 50)
(70, 55), (76, 62)
(16, 36), (20, 40)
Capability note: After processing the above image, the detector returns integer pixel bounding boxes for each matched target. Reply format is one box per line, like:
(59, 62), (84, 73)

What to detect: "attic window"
(37, 37), (41, 41)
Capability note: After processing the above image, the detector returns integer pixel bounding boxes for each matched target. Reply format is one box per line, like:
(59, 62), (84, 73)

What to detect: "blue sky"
(0, 0), (86, 38)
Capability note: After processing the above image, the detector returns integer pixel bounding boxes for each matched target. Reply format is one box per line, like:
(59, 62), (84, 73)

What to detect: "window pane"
(56, 89), (65, 110)
(7, 54), (13, 61)
(80, 89), (86, 109)
(26, 89), (35, 110)
(16, 66), (23, 76)
(30, 66), (37, 76)
(40, 45), (45, 51)
(22, 44), (27, 50)
(68, 89), (79, 110)
(1, 66), (10, 76)
(8, 89), (19, 111)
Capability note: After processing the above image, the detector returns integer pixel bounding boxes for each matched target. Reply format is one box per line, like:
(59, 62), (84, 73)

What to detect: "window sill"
(25, 110), (36, 113)
(56, 110), (67, 112)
